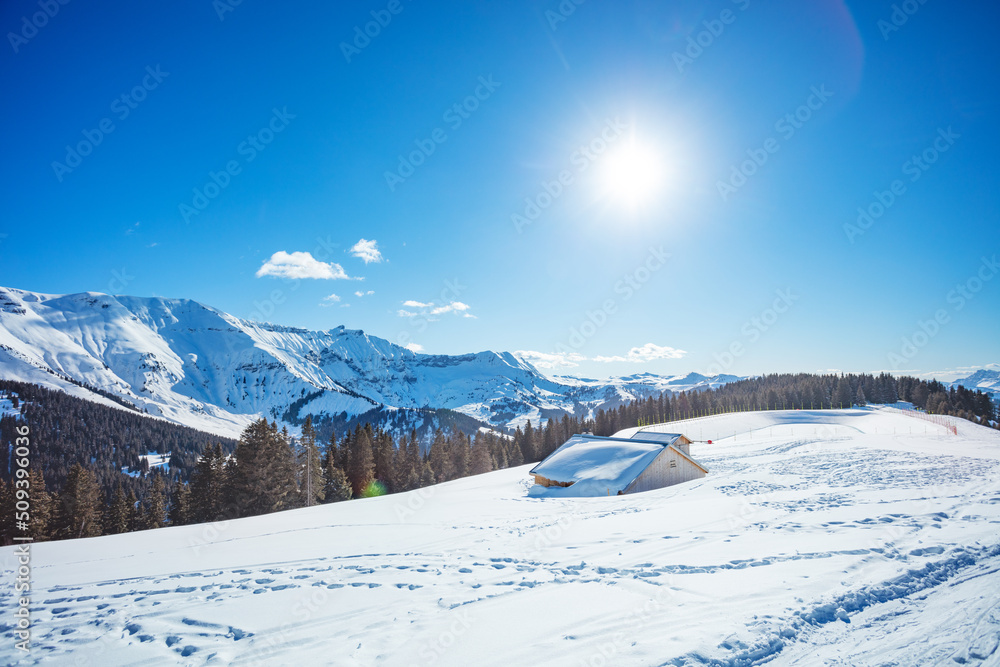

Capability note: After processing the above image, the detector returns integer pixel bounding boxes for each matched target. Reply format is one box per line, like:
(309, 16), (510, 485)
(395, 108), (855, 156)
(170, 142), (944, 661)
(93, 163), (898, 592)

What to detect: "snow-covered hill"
(0, 286), (738, 438)
(3, 407), (999, 665)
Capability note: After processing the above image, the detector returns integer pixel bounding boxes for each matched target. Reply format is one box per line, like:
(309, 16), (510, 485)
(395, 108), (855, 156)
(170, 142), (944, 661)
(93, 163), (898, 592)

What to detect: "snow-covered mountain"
(0, 286), (740, 438)
(950, 366), (1000, 399)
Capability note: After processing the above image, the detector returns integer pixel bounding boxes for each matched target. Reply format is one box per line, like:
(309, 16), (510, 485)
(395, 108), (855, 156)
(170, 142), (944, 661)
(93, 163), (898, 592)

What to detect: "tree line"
(584, 372), (997, 436)
(1, 371), (995, 544)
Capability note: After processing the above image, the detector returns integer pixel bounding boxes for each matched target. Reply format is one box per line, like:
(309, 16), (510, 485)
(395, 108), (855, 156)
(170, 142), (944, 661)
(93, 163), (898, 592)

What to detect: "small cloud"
(126, 221), (140, 236)
(350, 238), (383, 264)
(147, 242), (158, 248)
(515, 350), (587, 370)
(397, 300), (474, 321)
(430, 301), (470, 315)
(354, 290), (375, 298)
(405, 343), (424, 353)
(593, 343), (687, 363)
(256, 251), (351, 280)
(319, 294), (341, 307)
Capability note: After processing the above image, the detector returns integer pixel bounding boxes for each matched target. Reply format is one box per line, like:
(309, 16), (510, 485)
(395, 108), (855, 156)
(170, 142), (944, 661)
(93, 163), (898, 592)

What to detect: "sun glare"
(602, 139), (664, 208)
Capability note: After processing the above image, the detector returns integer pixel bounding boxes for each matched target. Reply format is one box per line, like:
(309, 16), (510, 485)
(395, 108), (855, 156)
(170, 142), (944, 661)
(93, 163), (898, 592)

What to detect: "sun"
(601, 139), (664, 208)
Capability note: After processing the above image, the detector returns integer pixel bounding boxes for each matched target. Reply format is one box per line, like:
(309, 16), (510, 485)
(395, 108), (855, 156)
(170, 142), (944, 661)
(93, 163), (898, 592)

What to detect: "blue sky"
(1, 0), (997, 379)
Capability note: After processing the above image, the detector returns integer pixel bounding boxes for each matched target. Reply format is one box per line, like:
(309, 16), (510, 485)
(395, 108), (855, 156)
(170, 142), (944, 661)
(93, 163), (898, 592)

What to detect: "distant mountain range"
(0, 286), (741, 438)
(947, 366), (1000, 399)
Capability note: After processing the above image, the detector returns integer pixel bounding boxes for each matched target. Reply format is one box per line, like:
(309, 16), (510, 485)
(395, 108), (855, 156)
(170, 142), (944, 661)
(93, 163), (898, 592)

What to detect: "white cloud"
(354, 290), (375, 298)
(404, 343), (424, 353)
(256, 251), (351, 280)
(397, 300), (475, 320)
(319, 294), (341, 306)
(596, 343), (688, 364)
(593, 343), (687, 363)
(514, 350), (587, 370)
(429, 301), (471, 316)
(517, 343), (685, 370)
(350, 238), (383, 264)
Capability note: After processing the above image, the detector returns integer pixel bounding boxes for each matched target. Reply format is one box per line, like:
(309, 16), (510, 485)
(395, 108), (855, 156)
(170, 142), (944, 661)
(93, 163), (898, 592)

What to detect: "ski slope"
(3, 407), (1000, 665)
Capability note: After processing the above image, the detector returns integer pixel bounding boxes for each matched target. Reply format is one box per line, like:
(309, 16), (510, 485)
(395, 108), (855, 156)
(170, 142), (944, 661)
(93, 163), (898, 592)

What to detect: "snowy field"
(3, 407), (1000, 665)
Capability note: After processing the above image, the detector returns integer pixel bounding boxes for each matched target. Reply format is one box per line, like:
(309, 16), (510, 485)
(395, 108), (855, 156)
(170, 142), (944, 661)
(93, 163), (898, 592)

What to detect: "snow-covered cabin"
(528, 432), (707, 496)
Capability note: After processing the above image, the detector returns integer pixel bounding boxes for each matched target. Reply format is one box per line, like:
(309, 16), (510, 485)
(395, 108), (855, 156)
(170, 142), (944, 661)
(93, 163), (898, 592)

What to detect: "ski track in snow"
(2, 408), (1000, 666)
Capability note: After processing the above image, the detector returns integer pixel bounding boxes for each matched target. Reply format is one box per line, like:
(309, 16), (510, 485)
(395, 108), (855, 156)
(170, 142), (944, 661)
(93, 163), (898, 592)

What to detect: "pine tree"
(27, 469), (53, 541)
(419, 461), (436, 488)
(405, 431), (422, 489)
(322, 431), (341, 471)
(324, 464), (352, 502)
(104, 483), (131, 534)
(855, 385), (867, 406)
(541, 420), (557, 460)
(228, 419), (298, 517)
(142, 474), (167, 530)
(169, 479), (191, 526)
(298, 416), (325, 507)
(508, 437), (524, 466)
(346, 424), (375, 497)
(428, 429), (450, 483)
(58, 463), (103, 539)
(190, 443), (226, 523)
(521, 421), (536, 462)
(126, 489), (141, 532)
(373, 429), (395, 492)
(469, 434), (493, 475)
(834, 377), (853, 408)
(451, 433), (469, 480)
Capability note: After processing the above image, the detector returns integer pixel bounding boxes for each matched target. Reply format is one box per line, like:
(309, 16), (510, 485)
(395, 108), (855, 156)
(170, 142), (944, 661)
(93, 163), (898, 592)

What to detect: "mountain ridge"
(0, 286), (740, 438)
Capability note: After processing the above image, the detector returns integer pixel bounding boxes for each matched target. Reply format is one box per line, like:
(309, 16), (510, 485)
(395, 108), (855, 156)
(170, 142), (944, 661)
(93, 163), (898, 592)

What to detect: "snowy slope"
(0, 286), (740, 437)
(3, 407), (1000, 665)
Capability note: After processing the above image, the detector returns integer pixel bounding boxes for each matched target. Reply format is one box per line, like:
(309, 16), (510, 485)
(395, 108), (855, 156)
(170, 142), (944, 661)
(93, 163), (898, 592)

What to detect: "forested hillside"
(0, 379), (236, 500)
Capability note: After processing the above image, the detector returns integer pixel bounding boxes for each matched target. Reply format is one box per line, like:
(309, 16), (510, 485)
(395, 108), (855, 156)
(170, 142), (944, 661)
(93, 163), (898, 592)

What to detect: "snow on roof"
(629, 431), (683, 446)
(529, 435), (671, 496)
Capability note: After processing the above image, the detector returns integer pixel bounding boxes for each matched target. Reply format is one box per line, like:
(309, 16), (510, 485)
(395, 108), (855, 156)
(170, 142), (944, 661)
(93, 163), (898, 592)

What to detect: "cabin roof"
(628, 431), (685, 446)
(529, 434), (688, 495)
